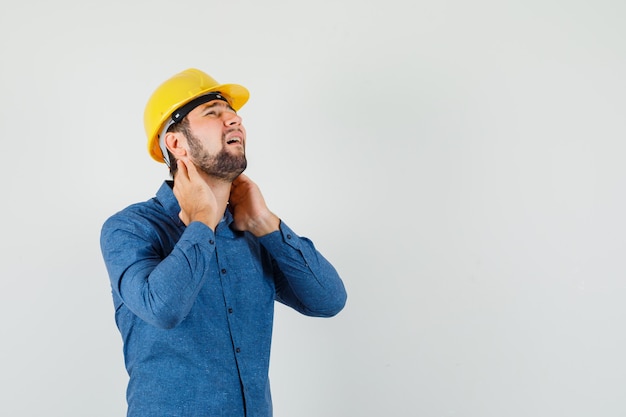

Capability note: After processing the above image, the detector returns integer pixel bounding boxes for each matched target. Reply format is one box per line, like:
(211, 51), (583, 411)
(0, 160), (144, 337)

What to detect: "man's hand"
(173, 159), (220, 230)
(229, 174), (280, 237)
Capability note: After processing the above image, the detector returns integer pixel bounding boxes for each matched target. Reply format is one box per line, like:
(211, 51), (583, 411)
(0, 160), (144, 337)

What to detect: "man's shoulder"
(101, 198), (159, 233)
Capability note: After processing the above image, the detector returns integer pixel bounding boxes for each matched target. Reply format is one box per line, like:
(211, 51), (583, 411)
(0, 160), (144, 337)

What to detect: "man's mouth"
(225, 130), (244, 145)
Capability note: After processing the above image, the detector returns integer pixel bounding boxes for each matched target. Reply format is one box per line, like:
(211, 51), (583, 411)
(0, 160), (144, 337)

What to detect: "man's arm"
(229, 174), (347, 316)
(100, 215), (216, 329)
(260, 223), (347, 317)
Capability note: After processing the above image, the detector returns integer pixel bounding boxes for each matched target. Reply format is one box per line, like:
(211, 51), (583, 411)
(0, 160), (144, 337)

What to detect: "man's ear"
(164, 131), (188, 160)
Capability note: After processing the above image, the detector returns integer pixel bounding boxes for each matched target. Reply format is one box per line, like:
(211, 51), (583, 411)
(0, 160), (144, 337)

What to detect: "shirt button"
(286, 234), (292, 239)
(236, 347), (241, 353)
(209, 239), (214, 245)
(228, 308), (233, 314)
(221, 268), (227, 274)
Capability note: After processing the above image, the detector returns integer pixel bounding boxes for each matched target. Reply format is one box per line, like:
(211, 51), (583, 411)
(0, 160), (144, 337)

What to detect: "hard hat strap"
(172, 92), (229, 122)
(158, 119), (176, 167)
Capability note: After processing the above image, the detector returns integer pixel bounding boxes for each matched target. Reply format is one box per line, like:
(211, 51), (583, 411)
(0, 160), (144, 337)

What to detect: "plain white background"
(2, 0), (626, 416)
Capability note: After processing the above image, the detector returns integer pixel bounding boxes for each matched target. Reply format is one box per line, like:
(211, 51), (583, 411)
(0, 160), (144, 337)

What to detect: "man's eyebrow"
(201, 101), (236, 112)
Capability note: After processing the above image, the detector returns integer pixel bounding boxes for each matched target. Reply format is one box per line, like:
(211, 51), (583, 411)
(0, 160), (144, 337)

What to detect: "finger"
(183, 159), (202, 181)
(177, 159), (189, 181)
(232, 173), (250, 189)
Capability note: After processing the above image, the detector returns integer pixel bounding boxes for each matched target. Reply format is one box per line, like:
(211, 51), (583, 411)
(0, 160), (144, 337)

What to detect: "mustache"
(224, 127), (244, 136)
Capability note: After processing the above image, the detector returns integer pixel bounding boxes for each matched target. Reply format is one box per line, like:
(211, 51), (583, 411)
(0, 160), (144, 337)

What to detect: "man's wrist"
(250, 213), (280, 237)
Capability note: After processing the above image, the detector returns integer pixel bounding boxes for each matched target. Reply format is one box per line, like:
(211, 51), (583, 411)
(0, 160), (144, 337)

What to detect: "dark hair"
(165, 117), (191, 178)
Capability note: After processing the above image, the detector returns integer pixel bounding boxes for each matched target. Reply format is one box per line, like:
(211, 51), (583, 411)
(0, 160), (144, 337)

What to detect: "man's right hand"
(172, 159), (220, 230)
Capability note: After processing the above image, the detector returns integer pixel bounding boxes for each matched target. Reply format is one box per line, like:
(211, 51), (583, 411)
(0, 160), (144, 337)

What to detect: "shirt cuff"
(177, 221), (217, 251)
(258, 221), (302, 252)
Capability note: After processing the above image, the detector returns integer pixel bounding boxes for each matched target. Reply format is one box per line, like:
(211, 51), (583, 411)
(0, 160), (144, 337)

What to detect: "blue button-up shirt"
(100, 181), (347, 417)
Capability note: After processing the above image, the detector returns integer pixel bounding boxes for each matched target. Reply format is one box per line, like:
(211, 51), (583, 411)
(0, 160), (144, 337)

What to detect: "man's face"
(184, 100), (247, 181)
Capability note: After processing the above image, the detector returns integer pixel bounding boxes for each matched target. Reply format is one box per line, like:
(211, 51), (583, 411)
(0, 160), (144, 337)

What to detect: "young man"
(100, 68), (347, 417)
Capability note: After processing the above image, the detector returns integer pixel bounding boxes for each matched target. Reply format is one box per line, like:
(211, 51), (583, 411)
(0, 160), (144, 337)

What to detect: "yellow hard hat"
(144, 68), (250, 163)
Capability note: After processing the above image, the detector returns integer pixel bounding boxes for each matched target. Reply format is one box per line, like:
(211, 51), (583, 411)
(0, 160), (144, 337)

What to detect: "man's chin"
(234, 169), (246, 179)
(231, 166), (247, 181)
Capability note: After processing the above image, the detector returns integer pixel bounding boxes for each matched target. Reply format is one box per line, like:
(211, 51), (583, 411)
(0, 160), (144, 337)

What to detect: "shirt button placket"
(219, 268), (240, 355)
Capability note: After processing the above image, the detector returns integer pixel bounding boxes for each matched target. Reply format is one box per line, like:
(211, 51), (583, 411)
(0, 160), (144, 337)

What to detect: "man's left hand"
(229, 174), (280, 237)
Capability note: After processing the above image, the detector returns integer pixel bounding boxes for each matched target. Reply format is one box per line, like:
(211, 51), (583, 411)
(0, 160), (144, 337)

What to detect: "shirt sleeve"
(100, 215), (216, 329)
(258, 221), (347, 317)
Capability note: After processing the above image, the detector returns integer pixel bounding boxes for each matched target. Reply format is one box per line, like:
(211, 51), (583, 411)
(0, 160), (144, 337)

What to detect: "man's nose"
(223, 112), (242, 126)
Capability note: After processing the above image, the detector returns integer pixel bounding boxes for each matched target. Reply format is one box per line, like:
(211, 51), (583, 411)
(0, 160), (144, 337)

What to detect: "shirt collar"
(156, 180), (235, 232)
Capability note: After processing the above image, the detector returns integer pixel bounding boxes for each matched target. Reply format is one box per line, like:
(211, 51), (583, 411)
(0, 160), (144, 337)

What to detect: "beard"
(187, 132), (247, 182)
